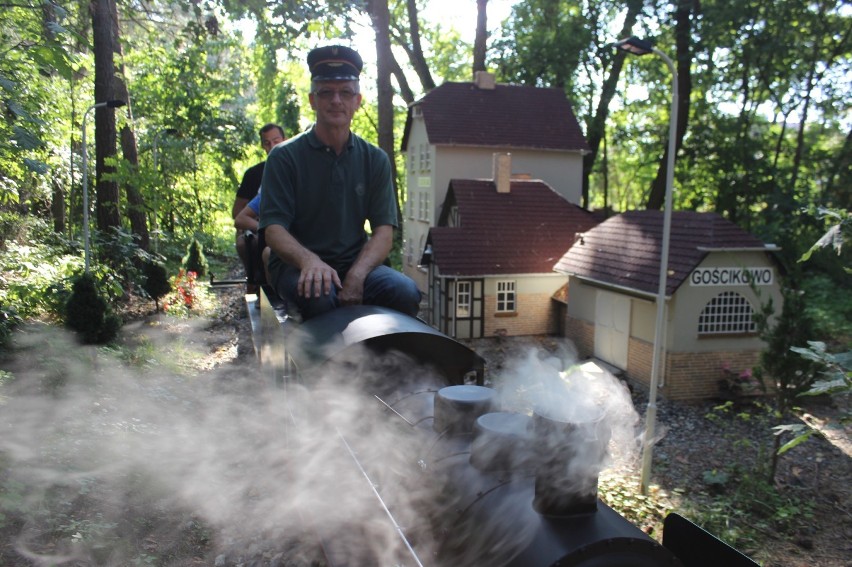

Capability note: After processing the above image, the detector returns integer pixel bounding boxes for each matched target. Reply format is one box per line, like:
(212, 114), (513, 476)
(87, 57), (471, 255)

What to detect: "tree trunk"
(390, 54), (415, 105)
(473, 0), (488, 74)
(108, 0), (149, 250)
(51, 179), (66, 234)
(646, 0), (693, 210)
(404, 0), (435, 92)
(368, 0), (403, 235)
(91, 0), (121, 232)
(582, 0), (643, 209)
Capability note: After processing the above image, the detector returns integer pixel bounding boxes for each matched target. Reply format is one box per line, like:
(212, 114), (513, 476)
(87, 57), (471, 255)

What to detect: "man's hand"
(338, 273), (366, 306)
(298, 258), (342, 298)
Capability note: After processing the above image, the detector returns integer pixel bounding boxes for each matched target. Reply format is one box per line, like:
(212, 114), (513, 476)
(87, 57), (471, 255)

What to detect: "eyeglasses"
(315, 88), (358, 101)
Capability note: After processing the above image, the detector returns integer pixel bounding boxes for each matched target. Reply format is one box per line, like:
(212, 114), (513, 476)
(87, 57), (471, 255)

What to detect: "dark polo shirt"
(259, 126), (397, 273)
(236, 161), (264, 201)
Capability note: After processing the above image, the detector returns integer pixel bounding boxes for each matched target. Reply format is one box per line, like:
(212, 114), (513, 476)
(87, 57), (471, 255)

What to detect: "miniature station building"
(402, 73), (783, 399)
(553, 211), (783, 400)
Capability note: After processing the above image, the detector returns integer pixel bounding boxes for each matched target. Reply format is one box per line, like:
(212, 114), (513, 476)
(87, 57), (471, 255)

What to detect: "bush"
(64, 272), (122, 344)
(0, 304), (22, 350)
(182, 238), (208, 277)
(141, 261), (171, 312)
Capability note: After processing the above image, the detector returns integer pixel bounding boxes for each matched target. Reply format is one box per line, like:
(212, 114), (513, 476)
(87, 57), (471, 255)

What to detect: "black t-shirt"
(236, 161), (265, 201)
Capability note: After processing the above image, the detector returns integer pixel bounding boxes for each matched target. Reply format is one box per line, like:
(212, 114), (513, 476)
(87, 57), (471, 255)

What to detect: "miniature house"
(553, 211), (783, 400)
(401, 72), (589, 295)
(422, 161), (599, 339)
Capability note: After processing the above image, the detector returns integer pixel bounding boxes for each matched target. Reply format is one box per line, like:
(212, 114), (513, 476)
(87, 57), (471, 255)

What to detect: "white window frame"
(496, 280), (516, 313)
(456, 281), (471, 317)
(698, 291), (756, 335)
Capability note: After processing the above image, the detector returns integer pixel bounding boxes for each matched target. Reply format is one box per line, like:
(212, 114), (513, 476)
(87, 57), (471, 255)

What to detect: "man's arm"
(265, 224), (342, 298)
(232, 197), (249, 220)
(338, 224), (393, 306)
(234, 206), (259, 232)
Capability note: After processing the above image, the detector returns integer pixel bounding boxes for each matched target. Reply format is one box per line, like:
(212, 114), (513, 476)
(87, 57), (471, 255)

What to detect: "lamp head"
(614, 36), (655, 56)
(107, 99), (126, 108)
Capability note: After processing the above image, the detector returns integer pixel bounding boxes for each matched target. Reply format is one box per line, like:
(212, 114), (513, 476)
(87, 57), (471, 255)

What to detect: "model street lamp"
(151, 128), (179, 252)
(81, 99), (126, 271)
(614, 36), (679, 494)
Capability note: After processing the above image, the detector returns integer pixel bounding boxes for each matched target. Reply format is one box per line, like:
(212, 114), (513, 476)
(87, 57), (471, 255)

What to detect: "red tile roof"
(428, 179), (599, 276)
(401, 82), (589, 152)
(553, 210), (772, 296)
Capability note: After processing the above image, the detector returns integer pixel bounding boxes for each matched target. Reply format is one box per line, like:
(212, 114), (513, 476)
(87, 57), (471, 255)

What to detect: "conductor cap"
(307, 45), (363, 81)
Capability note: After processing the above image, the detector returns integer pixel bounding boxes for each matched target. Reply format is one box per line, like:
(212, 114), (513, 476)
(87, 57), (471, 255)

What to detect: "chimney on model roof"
(493, 152), (511, 193)
(474, 70), (496, 90)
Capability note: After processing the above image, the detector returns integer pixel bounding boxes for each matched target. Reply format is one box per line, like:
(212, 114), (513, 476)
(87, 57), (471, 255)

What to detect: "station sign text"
(689, 267), (774, 286)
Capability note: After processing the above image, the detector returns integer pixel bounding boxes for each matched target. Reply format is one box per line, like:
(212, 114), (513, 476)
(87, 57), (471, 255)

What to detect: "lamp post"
(151, 128), (179, 252)
(81, 99), (126, 271)
(614, 36), (679, 494)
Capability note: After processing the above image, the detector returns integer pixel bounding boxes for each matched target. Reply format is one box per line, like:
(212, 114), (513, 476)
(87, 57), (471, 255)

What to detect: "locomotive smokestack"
(532, 407), (610, 516)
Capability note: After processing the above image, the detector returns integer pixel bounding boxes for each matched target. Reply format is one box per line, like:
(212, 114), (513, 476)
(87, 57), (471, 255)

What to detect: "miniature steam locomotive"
(247, 289), (757, 567)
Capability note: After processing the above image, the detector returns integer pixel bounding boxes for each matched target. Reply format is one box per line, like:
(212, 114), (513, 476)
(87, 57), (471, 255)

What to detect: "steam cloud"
(0, 325), (643, 567)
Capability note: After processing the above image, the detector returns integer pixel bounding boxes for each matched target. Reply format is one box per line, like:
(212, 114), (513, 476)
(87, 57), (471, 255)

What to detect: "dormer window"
(448, 205), (459, 227)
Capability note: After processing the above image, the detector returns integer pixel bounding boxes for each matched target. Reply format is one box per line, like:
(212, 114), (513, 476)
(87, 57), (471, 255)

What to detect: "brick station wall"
(565, 314), (763, 400)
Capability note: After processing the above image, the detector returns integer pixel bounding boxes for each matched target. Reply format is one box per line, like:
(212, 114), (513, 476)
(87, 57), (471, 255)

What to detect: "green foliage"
(752, 281), (821, 414)
(702, 469), (730, 488)
(493, 0), (593, 93)
(799, 274), (852, 345)
(598, 476), (672, 538)
(93, 227), (159, 291)
(684, 466), (814, 552)
(0, 0), (76, 202)
(0, 216), (83, 319)
(181, 238), (209, 277)
(692, 403), (815, 551)
(0, 305), (21, 352)
(771, 207), (852, 457)
(141, 261), (171, 311)
(64, 272), (122, 344)
(792, 342), (852, 401)
(799, 207), (851, 270)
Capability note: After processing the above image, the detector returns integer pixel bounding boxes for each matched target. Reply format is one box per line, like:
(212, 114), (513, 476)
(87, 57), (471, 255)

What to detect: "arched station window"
(698, 291), (757, 335)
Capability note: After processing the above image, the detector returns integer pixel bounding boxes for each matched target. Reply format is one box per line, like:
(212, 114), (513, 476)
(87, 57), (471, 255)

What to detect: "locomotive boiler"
(248, 289), (757, 567)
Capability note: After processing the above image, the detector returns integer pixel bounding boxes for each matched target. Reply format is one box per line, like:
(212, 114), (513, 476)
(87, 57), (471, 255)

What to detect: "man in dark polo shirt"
(259, 45), (420, 320)
(233, 123), (285, 291)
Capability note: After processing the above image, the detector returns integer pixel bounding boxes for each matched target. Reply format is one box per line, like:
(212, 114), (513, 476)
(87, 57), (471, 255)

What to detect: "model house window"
(418, 192), (430, 221)
(496, 280), (516, 312)
(406, 239), (413, 266)
(408, 147), (415, 173)
(698, 291), (756, 335)
(448, 205), (459, 227)
(456, 281), (471, 317)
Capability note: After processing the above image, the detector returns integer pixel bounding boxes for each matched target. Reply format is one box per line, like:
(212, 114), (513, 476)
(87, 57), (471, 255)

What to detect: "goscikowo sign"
(689, 267), (774, 286)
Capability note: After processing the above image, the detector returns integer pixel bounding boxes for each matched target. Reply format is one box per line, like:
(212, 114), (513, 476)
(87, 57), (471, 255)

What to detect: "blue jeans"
(271, 262), (421, 320)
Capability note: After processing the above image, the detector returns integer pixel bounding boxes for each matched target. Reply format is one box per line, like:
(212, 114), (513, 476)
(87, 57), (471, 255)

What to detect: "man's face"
(261, 128), (285, 154)
(309, 80), (362, 129)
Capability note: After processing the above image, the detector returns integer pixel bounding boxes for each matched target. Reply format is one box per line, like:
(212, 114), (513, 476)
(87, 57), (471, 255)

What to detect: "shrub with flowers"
(720, 361), (762, 398)
(163, 269), (198, 316)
